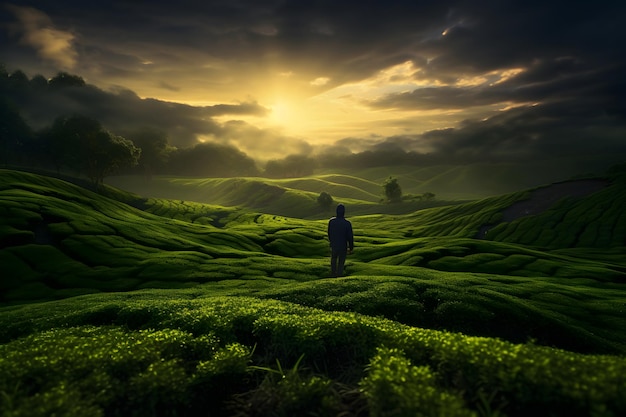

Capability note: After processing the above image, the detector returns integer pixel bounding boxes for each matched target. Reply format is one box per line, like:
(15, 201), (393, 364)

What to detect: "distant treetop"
(48, 72), (86, 89)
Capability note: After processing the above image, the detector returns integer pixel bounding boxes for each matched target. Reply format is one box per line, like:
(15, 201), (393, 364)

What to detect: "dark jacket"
(328, 216), (354, 252)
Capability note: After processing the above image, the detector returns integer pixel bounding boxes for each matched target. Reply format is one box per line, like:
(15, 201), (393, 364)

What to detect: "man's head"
(336, 203), (345, 218)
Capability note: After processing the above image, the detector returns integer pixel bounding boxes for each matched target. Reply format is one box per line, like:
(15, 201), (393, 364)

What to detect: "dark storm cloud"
(370, 59), (625, 111)
(415, 2), (624, 80)
(366, 99), (626, 164)
(3, 1), (624, 86)
(360, 57), (626, 165)
(2, 1), (449, 88)
(421, 104), (626, 160)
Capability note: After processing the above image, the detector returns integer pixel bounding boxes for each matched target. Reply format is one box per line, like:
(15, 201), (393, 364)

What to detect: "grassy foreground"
(1, 168), (626, 416)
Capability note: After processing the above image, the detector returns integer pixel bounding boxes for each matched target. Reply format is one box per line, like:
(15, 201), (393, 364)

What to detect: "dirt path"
(476, 178), (609, 239)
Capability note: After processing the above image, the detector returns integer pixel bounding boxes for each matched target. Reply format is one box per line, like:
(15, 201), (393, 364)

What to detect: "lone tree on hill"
(383, 176), (402, 202)
(422, 192), (435, 201)
(317, 191), (334, 209)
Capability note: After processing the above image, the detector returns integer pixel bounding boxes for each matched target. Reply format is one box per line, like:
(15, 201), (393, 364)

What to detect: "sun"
(269, 101), (292, 125)
(265, 98), (316, 135)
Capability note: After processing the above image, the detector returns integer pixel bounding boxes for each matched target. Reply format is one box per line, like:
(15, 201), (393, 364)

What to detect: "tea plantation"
(1, 168), (625, 416)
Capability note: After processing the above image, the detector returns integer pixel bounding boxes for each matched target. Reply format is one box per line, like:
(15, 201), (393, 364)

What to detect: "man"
(327, 203), (354, 277)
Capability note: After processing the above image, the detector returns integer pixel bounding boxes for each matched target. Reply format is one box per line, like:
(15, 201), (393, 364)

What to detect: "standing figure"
(327, 203), (354, 277)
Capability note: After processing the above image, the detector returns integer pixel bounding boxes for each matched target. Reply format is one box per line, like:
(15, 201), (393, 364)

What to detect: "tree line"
(1, 106), (260, 185)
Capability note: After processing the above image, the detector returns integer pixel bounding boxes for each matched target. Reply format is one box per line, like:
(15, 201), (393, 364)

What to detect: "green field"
(1, 168), (625, 416)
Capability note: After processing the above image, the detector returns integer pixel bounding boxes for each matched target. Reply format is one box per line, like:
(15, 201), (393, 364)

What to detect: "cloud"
(342, 99), (626, 165)
(5, 4), (77, 69)
(5, 74), (298, 159)
(366, 58), (626, 129)
(218, 120), (313, 161)
(158, 81), (180, 92)
(310, 77), (330, 86)
(207, 101), (269, 117)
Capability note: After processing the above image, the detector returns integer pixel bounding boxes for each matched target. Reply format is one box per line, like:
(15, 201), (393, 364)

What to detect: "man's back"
(328, 216), (353, 251)
(327, 204), (354, 277)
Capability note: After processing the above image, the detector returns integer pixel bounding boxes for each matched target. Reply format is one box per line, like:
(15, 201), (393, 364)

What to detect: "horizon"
(1, 1), (625, 164)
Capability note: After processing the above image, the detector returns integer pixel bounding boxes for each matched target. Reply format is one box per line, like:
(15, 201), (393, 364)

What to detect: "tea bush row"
(0, 326), (251, 417)
(257, 274), (626, 354)
(1, 295), (624, 416)
(487, 179), (626, 249)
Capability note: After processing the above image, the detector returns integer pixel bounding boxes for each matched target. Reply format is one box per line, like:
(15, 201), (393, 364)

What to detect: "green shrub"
(0, 326), (251, 417)
(361, 347), (475, 417)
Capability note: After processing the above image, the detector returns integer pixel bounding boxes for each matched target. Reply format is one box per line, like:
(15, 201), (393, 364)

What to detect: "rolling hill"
(1, 167), (625, 417)
(105, 173), (462, 219)
(105, 157), (619, 218)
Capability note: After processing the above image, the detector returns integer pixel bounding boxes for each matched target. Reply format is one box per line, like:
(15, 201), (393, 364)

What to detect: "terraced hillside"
(1, 168), (625, 417)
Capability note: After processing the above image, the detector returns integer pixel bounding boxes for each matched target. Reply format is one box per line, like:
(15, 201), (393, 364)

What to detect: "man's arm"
(327, 220), (331, 239)
(347, 221), (354, 252)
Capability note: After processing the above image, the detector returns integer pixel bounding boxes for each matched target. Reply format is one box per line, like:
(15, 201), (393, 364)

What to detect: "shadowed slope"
(475, 179), (610, 239)
(485, 177), (626, 249)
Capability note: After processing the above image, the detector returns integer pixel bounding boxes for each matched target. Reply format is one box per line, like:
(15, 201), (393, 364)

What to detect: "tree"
(48, 72), (86, 89)
(0, 99), (33, 165)
(383, 177), (402, 202)
(45, 115), (100, 173)
(317, 191), (334, 209)
(422, 192), (435, 201)
(127, 127), (171, 180)
(29, 74), (48, 91)
(83, 131), (140, 186)
(7, 70), (29, 90)
(44, 115), (140, 185)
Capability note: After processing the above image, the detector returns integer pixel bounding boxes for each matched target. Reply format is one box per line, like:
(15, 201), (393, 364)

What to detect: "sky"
(1, 0), (625, 164)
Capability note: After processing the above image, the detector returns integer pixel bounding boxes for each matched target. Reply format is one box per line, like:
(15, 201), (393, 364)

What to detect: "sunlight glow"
(150, 56), (531, 160)
(143, 60), (528, 154)
(269, 101), (293, 125)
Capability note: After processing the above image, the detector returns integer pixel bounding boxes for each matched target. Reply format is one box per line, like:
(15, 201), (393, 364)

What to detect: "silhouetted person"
(327, 203), (354, 277)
